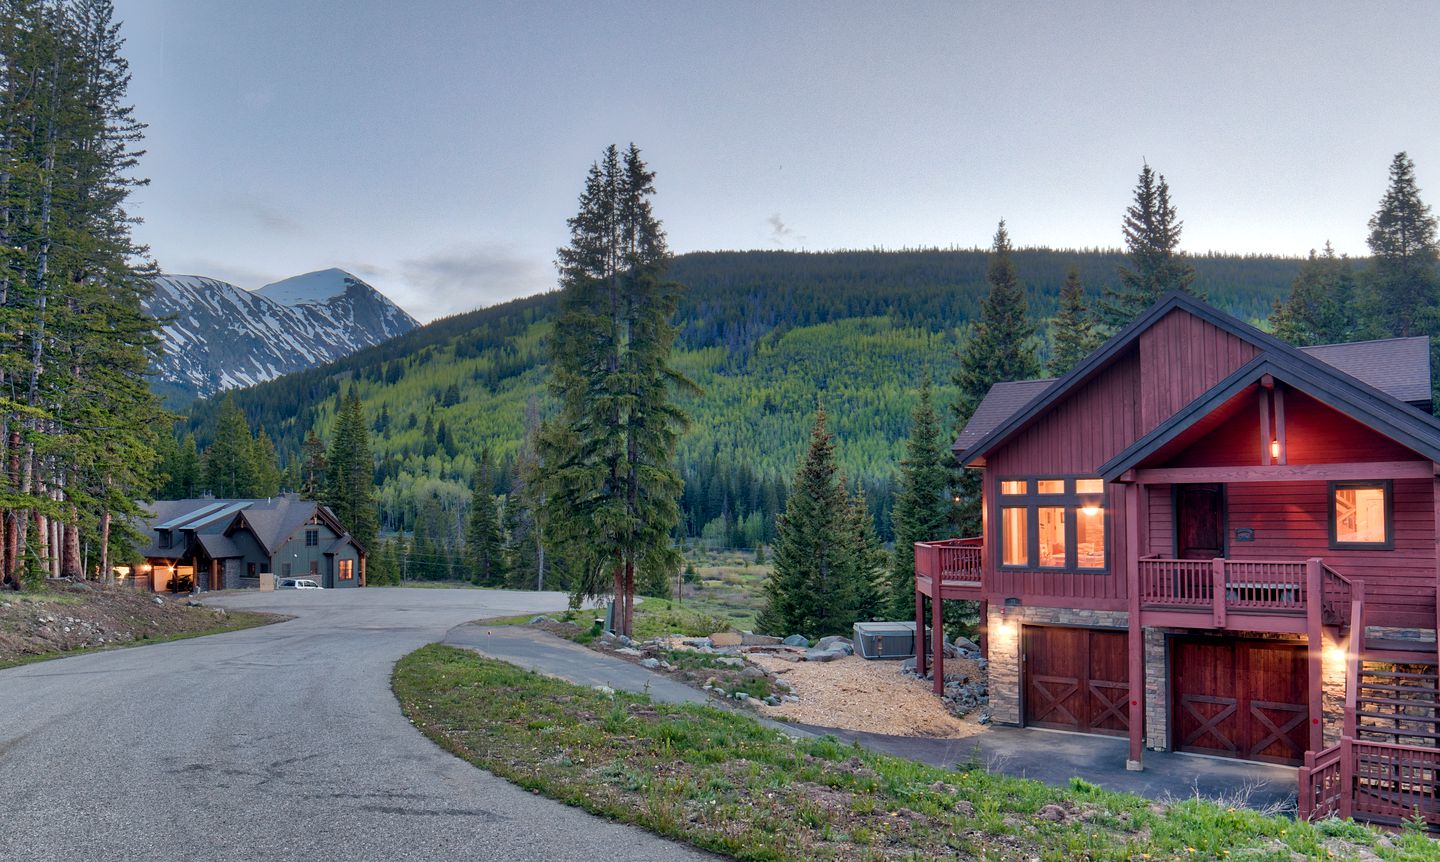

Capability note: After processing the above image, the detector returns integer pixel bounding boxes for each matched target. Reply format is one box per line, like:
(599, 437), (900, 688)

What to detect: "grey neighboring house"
(135, 495), (366, 591)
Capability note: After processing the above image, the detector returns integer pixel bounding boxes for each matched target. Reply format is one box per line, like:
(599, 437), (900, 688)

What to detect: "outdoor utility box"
(853, 621), (921, 660)
(259, 572), (275, 592)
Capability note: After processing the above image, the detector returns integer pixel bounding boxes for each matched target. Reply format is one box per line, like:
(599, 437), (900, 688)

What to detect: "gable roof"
(1297, 336), (1431, 405)
(954, 291), (1437, 466)
(952, 379), (1057, 454)
(1097, 352), (1440, 481)
(139, 496), (363, 559)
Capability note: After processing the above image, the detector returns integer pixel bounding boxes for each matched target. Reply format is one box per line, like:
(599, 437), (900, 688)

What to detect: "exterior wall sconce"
(1270, 438), (1280, 460)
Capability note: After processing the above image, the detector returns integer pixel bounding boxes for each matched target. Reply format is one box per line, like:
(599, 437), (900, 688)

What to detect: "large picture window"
(1330, 481), (1392, 549)
(996, 476), (1108, 572)
(339, 559), (354, 580)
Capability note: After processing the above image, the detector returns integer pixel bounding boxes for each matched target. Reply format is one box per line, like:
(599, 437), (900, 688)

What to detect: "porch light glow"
(1270, 438), (1280, 459)
(1081, 503), (1101, 517)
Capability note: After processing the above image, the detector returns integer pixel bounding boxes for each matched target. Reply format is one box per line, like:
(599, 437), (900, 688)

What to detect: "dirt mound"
(0, 583), (273, 664)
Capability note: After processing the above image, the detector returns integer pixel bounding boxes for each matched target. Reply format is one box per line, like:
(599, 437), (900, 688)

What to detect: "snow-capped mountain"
(146, 268), (418, 403)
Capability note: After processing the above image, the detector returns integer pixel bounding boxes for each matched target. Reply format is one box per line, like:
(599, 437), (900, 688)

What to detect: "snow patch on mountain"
(146, 270), (418, 402)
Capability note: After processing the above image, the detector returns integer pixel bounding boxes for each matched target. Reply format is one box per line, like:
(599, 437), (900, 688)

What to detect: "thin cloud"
(767, 213), (805, 247)
(393, 243), (553, 321)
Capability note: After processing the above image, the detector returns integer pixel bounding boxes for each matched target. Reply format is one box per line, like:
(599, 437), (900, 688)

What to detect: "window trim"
(1328, 480), (1393, 550)
(994, 474), (1111, 574)
(305, 529), (319, 547)
(338, 559), (354, 580)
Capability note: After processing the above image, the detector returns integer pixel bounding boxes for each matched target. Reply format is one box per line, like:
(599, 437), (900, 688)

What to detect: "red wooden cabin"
(916, 292), (1440, 827)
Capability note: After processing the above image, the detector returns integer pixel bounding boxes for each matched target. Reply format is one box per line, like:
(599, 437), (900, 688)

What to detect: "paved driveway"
(0, 587), (714, 862)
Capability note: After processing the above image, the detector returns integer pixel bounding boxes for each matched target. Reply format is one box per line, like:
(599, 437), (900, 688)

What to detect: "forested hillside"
(177, 248), (1302, 554)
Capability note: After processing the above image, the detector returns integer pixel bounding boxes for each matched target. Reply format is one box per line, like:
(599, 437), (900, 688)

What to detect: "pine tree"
(466, 448), (506, 585)
(1100, 163), (1198, 329)
(205, 396), (258, 497)
(951, 221), (1039, 534)
(323, 390), (379, 553)
(539, 144), (693, 636)
(1049, 267), (1098, 375)
(299, 430), (328, 500)
(1366, 152), (1438, 338)
(1269, 243), (1359, 346)
(889, 376), (952, 616)
(251, 427), (281, 497)
(846, 482), (886, 623)
(757, 405), (860, 637)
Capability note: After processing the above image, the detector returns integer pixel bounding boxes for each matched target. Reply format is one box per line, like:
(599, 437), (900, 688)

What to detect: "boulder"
(151, 596), (164, 606)
(715, 656), (745, 668)
(592, 685), (616, 697)
(709, 632), (742, 647)
(615, 647), (643, 657)
(739, 665), (765, 679)
(815, 635), (853, 653)
(741, 633), (782, 646)
(781, 634), (809, 647)
(953, 636), (980, 653)
(899, 657), (917, 674)
(640, 657), (661, 669)
(682, 637), (713, 649)
(804, 648), (846, 662)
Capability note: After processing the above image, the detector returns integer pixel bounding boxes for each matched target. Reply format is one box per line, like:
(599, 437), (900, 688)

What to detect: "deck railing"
(1297, 742), (1346, 821)
(1137, 557), (1354, 625)
(1303, 737), (1440, 827)
(914, 538), (983, 585)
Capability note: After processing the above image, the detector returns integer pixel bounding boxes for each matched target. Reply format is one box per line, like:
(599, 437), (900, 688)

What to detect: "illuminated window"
(1037, 507), (1066, 567)
(1331, 482), (1390, 548)
(1001, 507), (1027, 566)
(339, 559), (354, 580)
(994, 477), (1108, 571)
(1076, 503), (1105, 569)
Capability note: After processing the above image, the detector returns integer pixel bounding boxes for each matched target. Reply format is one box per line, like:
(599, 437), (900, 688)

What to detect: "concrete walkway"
(448, 624), (1297, 811)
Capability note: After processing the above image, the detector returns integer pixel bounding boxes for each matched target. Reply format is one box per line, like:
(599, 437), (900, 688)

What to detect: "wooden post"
(978, 599), (989, 658)
(1305, 557), (1324, 754)
(931, 583), (944, 696)
(1125, 482), (1144, 771)
(1338, 736), (1354, 820)
(1211, 558), (1226, 629)
(915, 588), (927, 678)
(1259, 388), (1273, 466)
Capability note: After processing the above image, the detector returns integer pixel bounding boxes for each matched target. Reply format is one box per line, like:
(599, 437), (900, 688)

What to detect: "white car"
(277, 578), (323, 590)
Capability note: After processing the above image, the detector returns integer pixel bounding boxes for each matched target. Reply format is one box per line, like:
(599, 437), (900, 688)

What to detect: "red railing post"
(914, 581), (927, 678)
(1212, 558), (1226, 628)
(1306, 558), (1325, 754)
(1339, 737), (1354, 821)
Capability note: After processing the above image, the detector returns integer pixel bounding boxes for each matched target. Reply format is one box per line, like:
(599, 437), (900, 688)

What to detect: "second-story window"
(998, 476), (1108, 572)
(158, 530), (172, 549)
(305, 529), (319, 547)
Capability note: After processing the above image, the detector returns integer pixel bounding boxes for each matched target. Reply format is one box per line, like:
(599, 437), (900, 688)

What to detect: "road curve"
(0, 587), (714, 862)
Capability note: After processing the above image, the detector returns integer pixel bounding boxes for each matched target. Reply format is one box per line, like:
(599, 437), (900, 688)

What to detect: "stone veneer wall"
(984, 605), (1129, 726)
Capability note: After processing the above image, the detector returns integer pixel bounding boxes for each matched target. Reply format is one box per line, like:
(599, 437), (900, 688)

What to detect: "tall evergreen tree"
(846, 482), (886, 623)
(1100, 163), (1197, 329)
(1269, 243), (1359, 346)
(251, 427), (281, 497)
(323, 390), (379, 553)
(757, 405), (861, 637)
(465, 448), (506, 585)
(1048, 267), (1098, 375)
(951, 221), (1039, 533)
(889, 376), (952, 616)
(539, 144), (692, 636)
(299, 430), (328, 500)
(205, 396), (257, 497)
(1365, 152), (1438, 338)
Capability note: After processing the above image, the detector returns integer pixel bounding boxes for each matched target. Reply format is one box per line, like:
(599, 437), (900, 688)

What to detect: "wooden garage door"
(1172, 638), (1308, 765)
(1023, 627), (1129, 737)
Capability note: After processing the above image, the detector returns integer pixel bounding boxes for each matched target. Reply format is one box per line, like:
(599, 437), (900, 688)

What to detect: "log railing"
(914, 537), (983, 585)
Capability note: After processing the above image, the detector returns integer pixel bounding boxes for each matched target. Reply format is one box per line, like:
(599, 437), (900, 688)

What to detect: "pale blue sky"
(116, 1), (1440, 321)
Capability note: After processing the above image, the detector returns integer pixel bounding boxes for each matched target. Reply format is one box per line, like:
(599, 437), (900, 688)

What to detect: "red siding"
(1139, 309), (1258, 432)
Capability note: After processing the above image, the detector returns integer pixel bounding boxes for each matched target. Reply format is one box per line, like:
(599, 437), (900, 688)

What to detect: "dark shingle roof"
(136, 496), (332, 559)
(955, 334), (1432, 460)
(1298, 337), (1431, 405)
(953, 379), (1057, 454)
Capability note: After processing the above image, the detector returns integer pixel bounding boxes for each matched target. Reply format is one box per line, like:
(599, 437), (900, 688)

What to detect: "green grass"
(0, 609), (285, 670)
(394, 644), (1440, 862)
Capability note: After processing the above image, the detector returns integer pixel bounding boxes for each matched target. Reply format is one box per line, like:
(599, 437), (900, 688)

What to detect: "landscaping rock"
(681, 637), (713, 649)
(782, 634), (809, 647)
(709, 632), (742, 647)
(615, 647), (643, 657)
(715, 656), (745, 668)
(741, 633), (782, 646)
(151, 596), (164, 606)
(529, 616), (552, 624)
(640, 657), (661, 669)
(1036, 803), (1068, 823)
(953, 636), (980, 654)
(803, 648), (846, 662)
(184, 599), (204, 608)
(739, 665), (765, 679)
(592, 685), (615, 697)
(899, 657), (916, 673)
(954, 800), (976, 818)
(815, 635), (853, 652)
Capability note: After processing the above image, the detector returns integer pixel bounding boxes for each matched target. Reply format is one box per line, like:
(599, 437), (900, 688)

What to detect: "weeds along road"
(0, 587), (715, 862)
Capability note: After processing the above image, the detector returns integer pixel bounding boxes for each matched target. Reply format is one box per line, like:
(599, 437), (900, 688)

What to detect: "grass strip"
(393, 644), (1439, 862)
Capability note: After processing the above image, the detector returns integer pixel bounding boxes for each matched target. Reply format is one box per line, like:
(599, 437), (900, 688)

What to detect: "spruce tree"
(299, 430), (328, 500)
(539, 144), (692, 636)
(1048, 267), (1098, 375)
(323, 390), (379, 553)
(205, 396), (257, 497)
(757, 404), (859, 637)
(466, 448), (506, 585)
(1269, 243), (1359, 346)
(1100, 163), (1198, 329)
(951, 221), (1039, 534)
(251, 427), (281, 497)
(846, 482), (886, 624)
(1365, 152), (1438, 338)
(889, 376), (952, 616)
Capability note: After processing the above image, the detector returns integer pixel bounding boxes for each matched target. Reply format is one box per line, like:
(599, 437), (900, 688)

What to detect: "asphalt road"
(0, 587), (714, 862)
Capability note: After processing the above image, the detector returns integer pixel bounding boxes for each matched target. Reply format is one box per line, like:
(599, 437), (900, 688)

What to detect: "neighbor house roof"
(954, 292), (1439, 467)
(137, 495), (358, 560)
